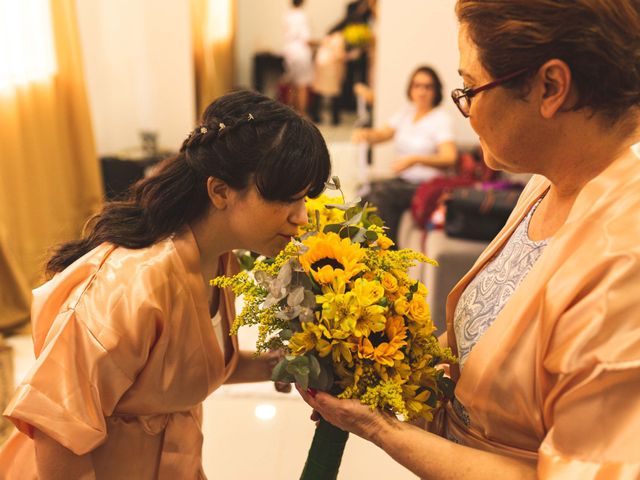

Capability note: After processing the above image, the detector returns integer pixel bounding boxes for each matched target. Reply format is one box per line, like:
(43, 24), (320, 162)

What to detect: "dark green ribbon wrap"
(299, 417), (349, 479)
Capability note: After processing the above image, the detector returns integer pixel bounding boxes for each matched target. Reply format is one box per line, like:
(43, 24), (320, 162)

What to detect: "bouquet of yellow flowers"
(213, 178), (455, 479)
(343, 23), (373, 48)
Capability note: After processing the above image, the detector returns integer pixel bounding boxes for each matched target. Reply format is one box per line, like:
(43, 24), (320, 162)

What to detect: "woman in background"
(308, 22), (348, 125)
(300, 0), (640, 478)
(282, 0), (313, 114)
(0, 90), (330, 479)
(353, 65), (457, 243)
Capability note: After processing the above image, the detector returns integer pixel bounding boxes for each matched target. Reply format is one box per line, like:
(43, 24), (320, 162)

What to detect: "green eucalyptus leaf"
(312, 364), (334, 391)
(350, 228), (367, 243)
(325, 203), (352, 211)
(308, 354), (322, 378)
(369, 214), (384, 227)
(286, 356), (310, 378)
(289, 355), (309, 367)
(323, 223), (342, 234)
(294, 371), (310, 390)
(344, 210), (364, 226)
(339, 226), (361, 239)
(364, 230), (378, 241)
(237, 253), (256, 271)
(290, 364), (310, 377)
(344, 206), (360, 220)
(280, 329), (293, 340)
(271, 358), (288, 382)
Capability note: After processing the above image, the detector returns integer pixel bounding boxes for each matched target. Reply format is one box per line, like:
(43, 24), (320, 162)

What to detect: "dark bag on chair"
(410, 177), (474, 228)
(444, 185), (522, 241)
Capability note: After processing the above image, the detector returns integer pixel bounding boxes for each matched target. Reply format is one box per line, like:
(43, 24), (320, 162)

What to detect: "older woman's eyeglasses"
(451, 68), (529, 117)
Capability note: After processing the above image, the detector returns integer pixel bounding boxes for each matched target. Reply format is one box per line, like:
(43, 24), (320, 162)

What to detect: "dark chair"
(100, 157), (149, 200)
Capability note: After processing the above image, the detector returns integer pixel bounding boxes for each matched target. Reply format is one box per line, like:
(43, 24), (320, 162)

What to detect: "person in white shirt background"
(352, 65), (458, 243)
(282, 0), (314, 115)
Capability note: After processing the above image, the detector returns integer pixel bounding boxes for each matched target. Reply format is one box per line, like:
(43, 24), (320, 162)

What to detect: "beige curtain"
(190, 0), (236, 118)
(0, 0), (103, 329)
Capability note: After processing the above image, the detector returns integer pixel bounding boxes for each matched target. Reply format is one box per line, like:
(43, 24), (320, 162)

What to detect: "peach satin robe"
(0, 227), (240, 479)
(443, 146), (640, 478)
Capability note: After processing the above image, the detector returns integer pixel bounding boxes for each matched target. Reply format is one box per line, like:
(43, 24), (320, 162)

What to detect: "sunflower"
(299, 232), (366, 285)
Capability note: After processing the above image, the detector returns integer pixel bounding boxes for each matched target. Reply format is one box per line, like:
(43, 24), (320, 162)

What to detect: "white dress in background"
(282, 8), (313, 86)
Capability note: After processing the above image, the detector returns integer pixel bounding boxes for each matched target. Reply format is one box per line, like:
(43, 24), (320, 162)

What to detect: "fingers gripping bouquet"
(213, 178), (455, 479)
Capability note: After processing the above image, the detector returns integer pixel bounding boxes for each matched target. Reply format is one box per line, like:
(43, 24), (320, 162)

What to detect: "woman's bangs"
(255, 121), (330, 201)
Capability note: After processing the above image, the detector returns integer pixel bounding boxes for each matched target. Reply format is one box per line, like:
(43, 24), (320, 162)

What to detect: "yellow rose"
(408, 296), (430, 323)
(376, 235), (394, 250)
(416, 282), (428, 296)
(394, 297), (410, 316)
(386, 291), (399, 302)
(381, 272), (399, 293)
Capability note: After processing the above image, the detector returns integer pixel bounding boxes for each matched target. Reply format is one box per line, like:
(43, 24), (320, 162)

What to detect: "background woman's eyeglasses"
(411, 82), (435, 90)
(451, 68), (529, 117)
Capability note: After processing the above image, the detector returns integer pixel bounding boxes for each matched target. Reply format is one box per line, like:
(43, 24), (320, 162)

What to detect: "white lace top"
(454, 196), (549, 371)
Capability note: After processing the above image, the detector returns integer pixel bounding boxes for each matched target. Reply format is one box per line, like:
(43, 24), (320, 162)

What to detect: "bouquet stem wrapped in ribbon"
(300, 417), (348, 479)
(214, 178), (456, 479)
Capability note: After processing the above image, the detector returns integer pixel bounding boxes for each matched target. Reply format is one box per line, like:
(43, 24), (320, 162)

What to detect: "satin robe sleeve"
(4, 273), (168, 456)
(538, 253), (640, 478)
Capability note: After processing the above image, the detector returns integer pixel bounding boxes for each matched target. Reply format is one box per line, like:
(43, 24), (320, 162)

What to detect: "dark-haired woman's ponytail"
(46, 153), (208, 276)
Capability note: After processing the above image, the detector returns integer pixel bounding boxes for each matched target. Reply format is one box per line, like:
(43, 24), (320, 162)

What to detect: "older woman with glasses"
(298, 1), (640, 478)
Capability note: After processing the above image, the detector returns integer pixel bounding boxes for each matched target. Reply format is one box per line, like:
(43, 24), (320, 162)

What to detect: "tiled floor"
(3, 115), (418, 479)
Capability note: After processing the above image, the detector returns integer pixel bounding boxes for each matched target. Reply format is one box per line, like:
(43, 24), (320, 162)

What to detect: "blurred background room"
(0, 1), (521, 477)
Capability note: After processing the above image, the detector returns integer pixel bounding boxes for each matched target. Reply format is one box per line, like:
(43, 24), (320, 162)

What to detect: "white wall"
(373, 0), (476, 169)
(73, 0), (474, 159)
(75, 0), (196, 155)
(234, 0), (351, 89)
